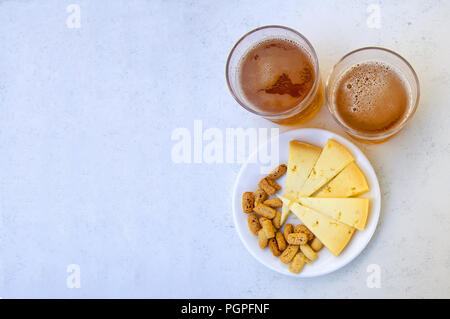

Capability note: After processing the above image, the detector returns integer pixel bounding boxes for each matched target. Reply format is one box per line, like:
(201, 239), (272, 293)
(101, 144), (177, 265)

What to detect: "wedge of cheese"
(315, 162), (369, 198)
(296, 197), (369, 230)
(290, 202), (355, 256)
(281, 141), (322, 224)
(298, 139), (354, 197)
(278, 194), (292, 206)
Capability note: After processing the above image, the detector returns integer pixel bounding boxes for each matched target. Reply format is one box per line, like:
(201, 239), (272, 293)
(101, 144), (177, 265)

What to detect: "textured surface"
(0, 0), (449, 298)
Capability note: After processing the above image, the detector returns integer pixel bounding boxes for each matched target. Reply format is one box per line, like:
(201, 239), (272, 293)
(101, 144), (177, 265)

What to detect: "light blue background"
(1, 0), (449, 298)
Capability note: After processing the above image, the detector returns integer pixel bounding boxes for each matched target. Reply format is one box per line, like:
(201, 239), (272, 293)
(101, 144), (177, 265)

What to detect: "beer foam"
(334, 61), (411, 133)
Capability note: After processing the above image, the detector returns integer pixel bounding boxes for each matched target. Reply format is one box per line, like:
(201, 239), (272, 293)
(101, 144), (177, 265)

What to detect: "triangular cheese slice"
(315, 162), (369, 198)
(297, 197), (369, 230)
(290, 202), (355, 256)
(281, 141), (322, 224)
(279, 195), (292, 223)
(298, 139), (354, 197)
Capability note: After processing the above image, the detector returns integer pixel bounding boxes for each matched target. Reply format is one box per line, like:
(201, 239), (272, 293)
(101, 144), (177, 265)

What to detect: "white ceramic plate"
(232, 128), (381, 277)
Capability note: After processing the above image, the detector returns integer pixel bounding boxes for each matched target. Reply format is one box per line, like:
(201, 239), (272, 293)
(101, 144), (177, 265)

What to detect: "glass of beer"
(226, 26), (324, 126)
(326, 47), (420, 143)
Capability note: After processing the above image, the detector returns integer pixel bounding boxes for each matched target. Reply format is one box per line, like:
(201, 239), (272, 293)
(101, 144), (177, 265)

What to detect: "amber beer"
(238, 39), (323, 125)
(226, 26), (324, 126)
(334, 62), (409, 135)
(326, 47), (420, 143)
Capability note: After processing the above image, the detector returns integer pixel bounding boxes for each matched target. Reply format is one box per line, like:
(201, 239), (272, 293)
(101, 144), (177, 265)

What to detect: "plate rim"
(231, 127), (381, 278)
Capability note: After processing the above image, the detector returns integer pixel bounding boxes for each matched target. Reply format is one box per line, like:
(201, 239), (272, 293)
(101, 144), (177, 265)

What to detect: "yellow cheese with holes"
(315, 162), (369, 198)
(297, 197), (369, 230)
(290, 202), (355, 256)
(299, 139), (354, 197)
(281, 141), (322, 224)
(278, 195), (294, 221)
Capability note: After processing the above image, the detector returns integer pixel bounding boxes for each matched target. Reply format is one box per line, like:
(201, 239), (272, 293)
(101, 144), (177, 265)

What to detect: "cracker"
(247, 214), (261, 235)
(269, 238), (281, 257)
(280, 244), (299, 264)
(263, 198), (283, 208)
(254, 203), (277, 219)
(275, 231), (287, 251)
(287, 232), (308, 245)
(242, 192), (254, 214)
(258, 177), (281, 196)
(268, 164), (287, 180)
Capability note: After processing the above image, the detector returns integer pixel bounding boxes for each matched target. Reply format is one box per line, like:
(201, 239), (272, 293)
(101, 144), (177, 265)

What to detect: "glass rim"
(325, 46), (420, 140)
(225, 25), (320, 118)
